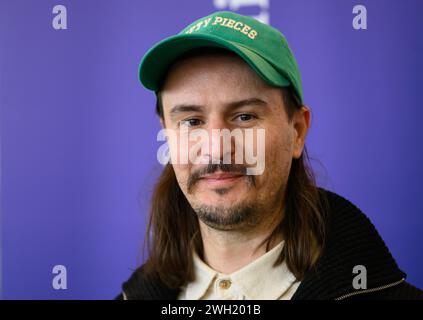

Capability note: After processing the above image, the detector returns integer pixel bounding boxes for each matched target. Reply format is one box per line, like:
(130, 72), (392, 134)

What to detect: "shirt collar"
(185, 241), (298, 300)
(185, 250), (218, 300)
(231, 241), (297, 299)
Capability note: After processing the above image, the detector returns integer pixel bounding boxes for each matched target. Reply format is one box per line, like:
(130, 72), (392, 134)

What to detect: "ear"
(292, 106), (311, 159)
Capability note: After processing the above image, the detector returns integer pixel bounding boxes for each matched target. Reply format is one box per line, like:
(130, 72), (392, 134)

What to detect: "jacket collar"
(291, 189), (405, 300)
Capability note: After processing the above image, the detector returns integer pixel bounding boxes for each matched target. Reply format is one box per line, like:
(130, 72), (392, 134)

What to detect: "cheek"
(172, 163), (190, 191)
(167, 130), (205, 165)
(167, 131), (186, 165)
(259, 127), (294, 181)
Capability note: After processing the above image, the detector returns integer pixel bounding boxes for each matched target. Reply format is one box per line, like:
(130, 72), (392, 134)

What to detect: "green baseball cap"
(139, 11), (304, 104)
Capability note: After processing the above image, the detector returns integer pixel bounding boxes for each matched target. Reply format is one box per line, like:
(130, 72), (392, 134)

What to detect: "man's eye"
(180, 118), (203, 127)
(235, 114), (256, 122)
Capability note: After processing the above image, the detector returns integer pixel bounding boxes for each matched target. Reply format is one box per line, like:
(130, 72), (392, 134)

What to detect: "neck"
(198, 207), (284, 274)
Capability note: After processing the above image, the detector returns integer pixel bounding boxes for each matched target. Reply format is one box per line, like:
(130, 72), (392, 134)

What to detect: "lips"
(199, 171), (244, 187)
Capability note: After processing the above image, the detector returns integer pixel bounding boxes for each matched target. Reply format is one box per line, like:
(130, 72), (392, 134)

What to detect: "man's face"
(160, 51), (308, 231)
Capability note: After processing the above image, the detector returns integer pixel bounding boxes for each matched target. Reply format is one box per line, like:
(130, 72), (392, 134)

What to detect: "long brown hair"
(142, 50), (329, 288)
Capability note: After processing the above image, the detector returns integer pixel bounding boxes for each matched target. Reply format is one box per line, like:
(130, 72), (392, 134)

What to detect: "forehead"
(160, 50), (280, 106)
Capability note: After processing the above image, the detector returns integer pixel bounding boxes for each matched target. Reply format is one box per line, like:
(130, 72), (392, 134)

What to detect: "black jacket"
(117, 189), (423, 300)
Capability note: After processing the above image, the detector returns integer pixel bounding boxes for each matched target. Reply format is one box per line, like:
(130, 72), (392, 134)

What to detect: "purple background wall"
(1, 0), (422, 299)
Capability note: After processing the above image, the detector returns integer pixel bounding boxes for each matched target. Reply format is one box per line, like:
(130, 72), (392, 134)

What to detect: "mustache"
(187, 163), (255, 193)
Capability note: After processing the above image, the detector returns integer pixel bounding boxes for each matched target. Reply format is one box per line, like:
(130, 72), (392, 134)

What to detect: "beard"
(193, 201), (260, 231)
(186, 164), (260, 230)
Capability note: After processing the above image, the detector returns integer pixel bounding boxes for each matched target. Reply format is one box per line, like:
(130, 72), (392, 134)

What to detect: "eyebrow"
(169, 97), (268, 119)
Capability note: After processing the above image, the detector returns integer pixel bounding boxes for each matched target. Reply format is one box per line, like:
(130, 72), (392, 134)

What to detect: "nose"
(197, 116), (236, 164)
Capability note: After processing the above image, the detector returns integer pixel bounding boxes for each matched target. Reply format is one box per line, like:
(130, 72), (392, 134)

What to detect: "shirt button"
(218, 279), (232, 290)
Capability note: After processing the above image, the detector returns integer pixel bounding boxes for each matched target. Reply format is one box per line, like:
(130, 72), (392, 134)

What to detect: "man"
(118, 11), (422, 300)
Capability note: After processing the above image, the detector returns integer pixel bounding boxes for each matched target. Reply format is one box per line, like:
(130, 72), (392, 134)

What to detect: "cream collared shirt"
(178, 241), (301, 300)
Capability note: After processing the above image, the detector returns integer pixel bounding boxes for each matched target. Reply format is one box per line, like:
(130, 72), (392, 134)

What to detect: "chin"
(199, 190), (249, 207)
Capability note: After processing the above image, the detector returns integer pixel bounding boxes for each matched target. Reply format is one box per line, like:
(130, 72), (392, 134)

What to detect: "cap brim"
(139, 33), (291, 91)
